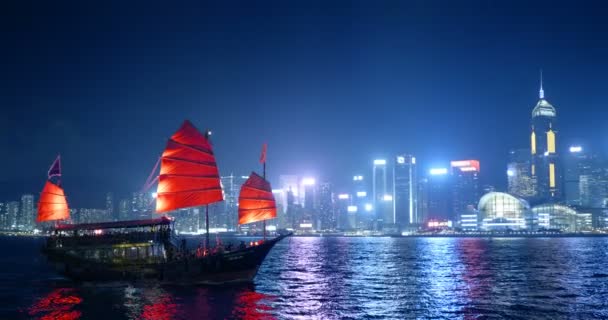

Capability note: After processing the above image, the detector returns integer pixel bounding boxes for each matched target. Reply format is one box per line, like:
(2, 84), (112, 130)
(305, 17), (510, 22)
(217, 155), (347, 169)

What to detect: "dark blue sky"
(1, 1), (607, 207)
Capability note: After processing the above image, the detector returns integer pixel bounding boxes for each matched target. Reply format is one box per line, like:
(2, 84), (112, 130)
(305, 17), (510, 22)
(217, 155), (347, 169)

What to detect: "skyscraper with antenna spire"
(530, 71), (561, 201)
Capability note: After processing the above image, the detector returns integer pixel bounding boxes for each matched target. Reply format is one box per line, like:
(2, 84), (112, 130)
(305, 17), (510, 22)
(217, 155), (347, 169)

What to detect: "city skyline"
(2, 1), (608, 206)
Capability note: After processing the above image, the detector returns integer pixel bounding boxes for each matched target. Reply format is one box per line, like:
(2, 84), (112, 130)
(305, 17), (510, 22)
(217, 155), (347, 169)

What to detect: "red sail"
(238, 172), (277, 225)
(156, 120), (223, 213)
(37, 181), (70, 222)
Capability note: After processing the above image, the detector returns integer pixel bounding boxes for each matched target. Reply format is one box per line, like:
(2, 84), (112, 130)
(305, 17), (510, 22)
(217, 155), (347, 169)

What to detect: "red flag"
(259, 143), (267, 164)
(48, 155), (62, 179)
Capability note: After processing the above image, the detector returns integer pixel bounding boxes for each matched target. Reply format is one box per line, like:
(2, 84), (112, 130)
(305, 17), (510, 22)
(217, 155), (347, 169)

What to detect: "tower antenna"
(539, 69), (544, 99)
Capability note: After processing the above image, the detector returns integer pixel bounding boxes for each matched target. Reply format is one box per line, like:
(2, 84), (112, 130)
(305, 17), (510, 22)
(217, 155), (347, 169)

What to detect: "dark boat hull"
(43, 234), (288, 285)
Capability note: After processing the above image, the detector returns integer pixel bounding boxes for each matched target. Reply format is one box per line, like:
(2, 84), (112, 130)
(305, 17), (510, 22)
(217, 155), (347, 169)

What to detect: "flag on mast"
(259, 143), (267, 164)
(48, 155), (62, 179)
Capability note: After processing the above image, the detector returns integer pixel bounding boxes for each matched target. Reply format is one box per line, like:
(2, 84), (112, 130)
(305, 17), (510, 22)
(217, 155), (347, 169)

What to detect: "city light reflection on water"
(8, 236), (608, 319)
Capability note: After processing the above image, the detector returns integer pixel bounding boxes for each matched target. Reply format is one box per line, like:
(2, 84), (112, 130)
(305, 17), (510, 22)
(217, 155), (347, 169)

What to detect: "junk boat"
(39, 121), (289, 284)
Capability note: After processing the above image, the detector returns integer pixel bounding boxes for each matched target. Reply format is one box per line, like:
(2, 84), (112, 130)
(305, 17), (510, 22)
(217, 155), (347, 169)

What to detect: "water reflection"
(231, 289), (276, 320)
(28, 288), (82, 320)
(122, 285), (182, 320)
(12, 236), (608, 319)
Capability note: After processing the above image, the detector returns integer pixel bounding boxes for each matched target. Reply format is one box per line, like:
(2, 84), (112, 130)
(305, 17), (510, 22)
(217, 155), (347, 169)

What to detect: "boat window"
(113, 248), (124, 258)
(127, 247), (138, 259)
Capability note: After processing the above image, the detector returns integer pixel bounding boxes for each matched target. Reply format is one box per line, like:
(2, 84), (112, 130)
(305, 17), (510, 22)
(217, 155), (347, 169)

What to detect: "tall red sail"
(37, 181), (70, 222)
(156, 120), (223, 213)
(238, 172), (277, 225)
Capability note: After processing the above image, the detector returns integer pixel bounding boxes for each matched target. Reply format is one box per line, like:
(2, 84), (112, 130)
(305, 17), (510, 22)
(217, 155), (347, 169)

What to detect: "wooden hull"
(43, 234), (288, 285)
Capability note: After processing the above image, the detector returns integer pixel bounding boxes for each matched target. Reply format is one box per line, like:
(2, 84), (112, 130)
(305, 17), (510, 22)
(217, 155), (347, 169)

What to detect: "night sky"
(1, 1), (608, 207)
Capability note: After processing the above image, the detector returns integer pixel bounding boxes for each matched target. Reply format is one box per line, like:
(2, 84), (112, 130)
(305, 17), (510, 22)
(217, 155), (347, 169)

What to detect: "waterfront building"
(105, 192), (114, 221)
(218, 174), (247, 230)
(131, 192), (151, 219)
(373, 159), (391, 228)
(279, 175), (300, 202)
(531, 203), (590, 232)
(20, 194), (35, 231)
(393, 155), (417, 230)
(352, 175), (369, 230)
(77, 208), (112, 224)
(272, 189), (287, 228)
(451, 160), (480, 220)
(173, 207), (201, 234)
(300, 177), (318, 229)
(530, 75), (560, 201)
(507, 149), (536, 198)
(0, 202), (6, 230)
(417, 178), (429, 224)
(118, 198), (131, 221)
(7, 201), (19, 230)
(318, 182), (336, 231)
(459, 205), (479, 231)
(478, 192), (529, 230)
(426, 168), (451, 221)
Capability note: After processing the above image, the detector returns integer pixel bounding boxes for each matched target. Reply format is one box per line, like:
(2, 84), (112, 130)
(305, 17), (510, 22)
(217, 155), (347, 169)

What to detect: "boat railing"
(50, 230), (168, 247)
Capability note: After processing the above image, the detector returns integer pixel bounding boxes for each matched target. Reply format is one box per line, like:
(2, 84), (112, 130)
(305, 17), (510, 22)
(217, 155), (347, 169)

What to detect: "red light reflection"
(140, 294), (180, 320)
(28, 288), (82, 320)
(231, 290), (275, 320)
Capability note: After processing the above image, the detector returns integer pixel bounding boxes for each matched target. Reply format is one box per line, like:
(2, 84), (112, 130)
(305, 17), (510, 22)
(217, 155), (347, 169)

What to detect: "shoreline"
(290, 233), (608, 238)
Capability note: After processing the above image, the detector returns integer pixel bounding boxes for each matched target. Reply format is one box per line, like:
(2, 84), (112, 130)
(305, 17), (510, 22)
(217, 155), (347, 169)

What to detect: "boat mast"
(205, 128), (212, 249)
(206, 204), (210, 248)
(263, 161), (266, 240)
(261, 143), (267, 240)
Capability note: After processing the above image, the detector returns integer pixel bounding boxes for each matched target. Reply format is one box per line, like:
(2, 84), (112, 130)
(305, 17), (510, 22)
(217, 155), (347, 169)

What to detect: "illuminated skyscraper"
(426, 168), (451, 221)
(218, 174), (247, 230)
(105, 192), (114, 221)
(530, 73), (560, 200)
(393, 155), (417, 229)
(373, 159), (391, 228)
(507, 149), (536, 198)
(352, 175), (369, 229)
(563, 146), (589, 205)
(131, 192), (151, 219)
(0, 202), (5, 230)
(20, 194), (35, 231)
(318, 182), (336, 230)
(286, 187), (299, 230)
(7, 201), (19, 230)
(450, 160), (480, 218)
(118, 198), (130, 221)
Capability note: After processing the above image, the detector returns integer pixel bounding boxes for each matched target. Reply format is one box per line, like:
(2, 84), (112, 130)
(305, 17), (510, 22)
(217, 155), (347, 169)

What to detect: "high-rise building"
(0, 202), (6, 230)
(118, 198), (131, 221)
(173, 207), (201, 234)
(272, 189), (287, 228)
(279, 175), (300, 204)
(217, 174), (247, 230)
(302, 178), (316, 211)
(7, 201), (19, 230)
(20, 194), (35, 231)
(105, 192), (115, 221)
(563, 146), (587, 205)
(77, 208), (111, 224)
(373, 159), (392, 229)
(352, 175), (369, 229)
(131, 192), (151, 219)
(285, 188), (297, 229)
(318, 182), (335, 231)
(426, 168), (451, 221)
(530, 75), (560, 201)
(507, 149), (536, 198)
(393, 155), (417, 229)
(451, 160), (480, 219)
(417, 178), (429, 224)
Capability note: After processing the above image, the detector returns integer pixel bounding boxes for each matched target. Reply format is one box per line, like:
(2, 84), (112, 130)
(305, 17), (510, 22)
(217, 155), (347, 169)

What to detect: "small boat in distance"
(41, 121), (289, 284)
